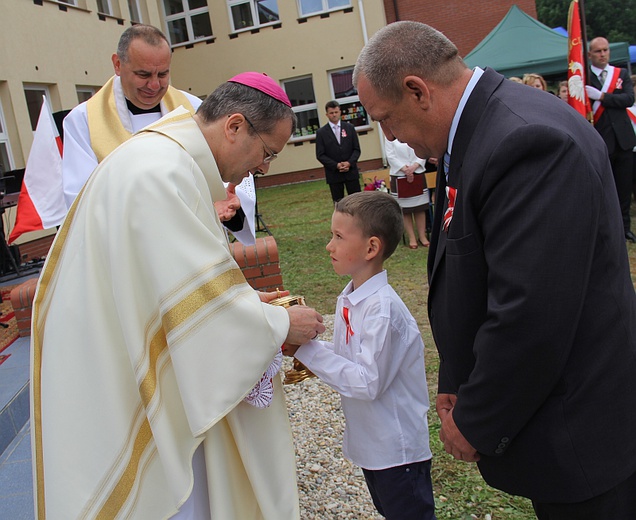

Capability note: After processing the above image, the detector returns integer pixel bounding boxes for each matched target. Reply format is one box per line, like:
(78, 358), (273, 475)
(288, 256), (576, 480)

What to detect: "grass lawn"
(256, 178), (636, 520)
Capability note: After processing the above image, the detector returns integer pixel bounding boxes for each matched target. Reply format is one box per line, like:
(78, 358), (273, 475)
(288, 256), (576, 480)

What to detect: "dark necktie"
(443, 152), (451, 182)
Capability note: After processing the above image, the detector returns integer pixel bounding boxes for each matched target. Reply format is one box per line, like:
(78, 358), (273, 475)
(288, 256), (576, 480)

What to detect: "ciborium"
(269, 294), (317, 384)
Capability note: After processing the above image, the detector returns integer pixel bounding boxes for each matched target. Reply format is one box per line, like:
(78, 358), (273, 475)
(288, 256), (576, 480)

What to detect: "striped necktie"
(600, 69), (607, 86)
(443, 152), (451, 182)
(442, 151), (455, 232)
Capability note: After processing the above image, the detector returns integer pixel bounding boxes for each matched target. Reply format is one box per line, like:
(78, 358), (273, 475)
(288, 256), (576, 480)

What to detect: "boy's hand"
(282, 343), (301, 357)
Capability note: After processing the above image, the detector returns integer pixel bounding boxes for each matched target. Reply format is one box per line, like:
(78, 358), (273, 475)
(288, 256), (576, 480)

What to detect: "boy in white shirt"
(284, 191), (435, 519)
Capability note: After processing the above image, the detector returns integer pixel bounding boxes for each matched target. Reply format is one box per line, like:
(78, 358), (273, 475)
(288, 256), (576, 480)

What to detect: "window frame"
(163, 0), (214, 48)
(23, 84), (52, 132)
(76, 86), (98, 104)
(227, 0), (280, 34)
(0, 99), (15, 174)
(96, 0), (112, 15)
(328, 67), (370, 130)
(128, 0), (142, 23)
(296, 0), (351, 18)
(282, 75), (320, 142)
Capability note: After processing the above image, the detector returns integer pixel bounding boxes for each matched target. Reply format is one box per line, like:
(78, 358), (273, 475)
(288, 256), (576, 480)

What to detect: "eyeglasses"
(243, 115), (278, 164)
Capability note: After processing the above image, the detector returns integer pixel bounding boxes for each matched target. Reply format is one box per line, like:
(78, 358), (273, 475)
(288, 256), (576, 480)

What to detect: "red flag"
(9, 97), (66, 244)
(567, 0), (592, 120)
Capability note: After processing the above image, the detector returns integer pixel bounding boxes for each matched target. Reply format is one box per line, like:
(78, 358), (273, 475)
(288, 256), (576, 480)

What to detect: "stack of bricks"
(10, 277), (38, 337)
(9, 236), (284, 337)
(230, 235), (284, 292)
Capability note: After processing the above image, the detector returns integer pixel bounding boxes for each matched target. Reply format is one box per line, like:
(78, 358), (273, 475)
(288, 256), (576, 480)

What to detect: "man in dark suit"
(354, 21), (636, 519)
(586, 37), (636, 242)
(315, 100), (361, 202)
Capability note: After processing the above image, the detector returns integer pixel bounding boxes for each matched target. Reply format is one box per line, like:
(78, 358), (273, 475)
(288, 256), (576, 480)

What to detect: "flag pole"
(579, 0), (590, 84)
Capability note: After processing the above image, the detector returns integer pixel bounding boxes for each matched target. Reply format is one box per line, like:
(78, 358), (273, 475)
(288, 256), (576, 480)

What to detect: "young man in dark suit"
(315, 100), (361, 202)
(354, 21), (636, 519)
(586, 37), (636, 242)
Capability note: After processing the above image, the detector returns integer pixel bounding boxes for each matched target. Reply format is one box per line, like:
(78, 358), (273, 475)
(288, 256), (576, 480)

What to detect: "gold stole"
(86, 76), (195, 162)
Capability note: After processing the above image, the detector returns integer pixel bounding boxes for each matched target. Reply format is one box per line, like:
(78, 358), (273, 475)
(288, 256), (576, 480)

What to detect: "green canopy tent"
(463, 5), (630, 78)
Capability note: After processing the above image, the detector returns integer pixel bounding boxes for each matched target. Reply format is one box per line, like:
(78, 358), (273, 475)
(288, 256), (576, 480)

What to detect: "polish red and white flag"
(9, 96), (66, 243)
(566, 0), (592, 121)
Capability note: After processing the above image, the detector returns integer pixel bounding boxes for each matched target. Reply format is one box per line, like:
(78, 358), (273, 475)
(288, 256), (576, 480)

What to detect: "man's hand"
(436, 393), (480, 462)
(285, 305), (325, 346)
(585, 85), (602, 101)
(337, 161), (350, 172)
(215, 183), (241, 222)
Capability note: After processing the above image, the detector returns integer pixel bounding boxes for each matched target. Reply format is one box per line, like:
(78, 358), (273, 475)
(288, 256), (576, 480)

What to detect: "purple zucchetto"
(228, 72), (292, 107)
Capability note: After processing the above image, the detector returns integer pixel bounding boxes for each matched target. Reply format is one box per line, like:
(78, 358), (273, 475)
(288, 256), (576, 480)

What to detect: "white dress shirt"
(331, 122), (341, 143)
(295, 271), (432, 470)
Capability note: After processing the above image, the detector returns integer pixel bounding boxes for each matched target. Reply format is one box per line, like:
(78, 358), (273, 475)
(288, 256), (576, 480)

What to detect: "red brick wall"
(15, 234), (55, 264)
(382, 0), (537, 56)
(230, 235), (284, 292)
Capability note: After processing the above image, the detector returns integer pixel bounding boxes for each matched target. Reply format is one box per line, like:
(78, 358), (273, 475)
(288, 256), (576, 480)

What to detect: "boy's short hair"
(335, 191), (403, 260)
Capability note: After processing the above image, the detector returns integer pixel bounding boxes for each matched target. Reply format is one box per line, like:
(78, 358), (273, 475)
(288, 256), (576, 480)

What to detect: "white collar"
(590, 64), (612, 77)
(447, 67), (484, 157)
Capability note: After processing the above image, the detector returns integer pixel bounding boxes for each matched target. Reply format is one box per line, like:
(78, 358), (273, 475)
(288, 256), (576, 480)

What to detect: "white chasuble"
(31, 107), (300, 519)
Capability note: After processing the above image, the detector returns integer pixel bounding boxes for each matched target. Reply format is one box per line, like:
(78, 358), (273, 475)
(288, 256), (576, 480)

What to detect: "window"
(23, 85), (51, 132)
(282, 77), (319, 139)
(76, 87), (98, 104)
(228, 0), (279, 32)
(128, 0), (142, 22)
(0, 100), (14, 175)
(58, 0), (77, 5)
(298, 0), (349, 17)
(163, 0), (213, 46)
(329, 68), (369, 128)
(96, 0), (112, 15)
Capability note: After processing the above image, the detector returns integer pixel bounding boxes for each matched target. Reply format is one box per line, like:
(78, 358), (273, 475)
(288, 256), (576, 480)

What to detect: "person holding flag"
(586, 36), (636, 242)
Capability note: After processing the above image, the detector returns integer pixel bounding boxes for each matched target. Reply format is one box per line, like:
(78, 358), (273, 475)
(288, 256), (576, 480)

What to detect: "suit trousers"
(532, 468), (636, 520)
(328, 177), (361, 202)
(362, 460), (436, 520)
(609, 147), (634, 233)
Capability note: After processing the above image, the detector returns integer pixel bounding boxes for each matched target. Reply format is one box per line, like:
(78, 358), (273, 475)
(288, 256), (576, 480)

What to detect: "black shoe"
(625, 230), (636, 243)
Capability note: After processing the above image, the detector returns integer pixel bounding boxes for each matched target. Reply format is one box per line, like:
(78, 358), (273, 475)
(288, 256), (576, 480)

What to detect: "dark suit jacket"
(590, 67), (636, 153)
(315, 121), (361, 184)
(427, 68), (636, 502)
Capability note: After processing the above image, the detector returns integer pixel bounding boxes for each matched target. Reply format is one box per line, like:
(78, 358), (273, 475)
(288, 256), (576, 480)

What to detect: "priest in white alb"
(61, 23), (257, 244)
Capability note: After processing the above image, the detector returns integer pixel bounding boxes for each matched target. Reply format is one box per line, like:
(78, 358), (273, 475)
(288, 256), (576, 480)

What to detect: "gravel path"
(282, 315), (383, 519)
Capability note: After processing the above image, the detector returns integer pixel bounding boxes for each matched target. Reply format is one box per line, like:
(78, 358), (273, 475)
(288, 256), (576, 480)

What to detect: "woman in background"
(523, 73), (547, 91)
(385, 137), (431, 249)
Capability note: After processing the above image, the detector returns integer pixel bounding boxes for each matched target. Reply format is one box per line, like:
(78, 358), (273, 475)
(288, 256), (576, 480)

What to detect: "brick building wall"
(382, 0), (537, 56)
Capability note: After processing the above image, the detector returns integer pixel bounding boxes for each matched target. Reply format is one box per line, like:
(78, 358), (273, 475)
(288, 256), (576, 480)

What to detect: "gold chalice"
(269, 294), (317, 384)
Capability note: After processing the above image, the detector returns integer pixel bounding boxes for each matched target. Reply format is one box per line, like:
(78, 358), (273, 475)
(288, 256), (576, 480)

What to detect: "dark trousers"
(609, 147), (634, 233)
(329, 177), (361, 203)
(532, 469), (636, 520)
(362, 460), (436, 520)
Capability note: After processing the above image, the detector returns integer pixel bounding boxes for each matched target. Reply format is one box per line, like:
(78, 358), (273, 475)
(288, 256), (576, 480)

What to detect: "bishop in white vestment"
(31, 74), (322, 519)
